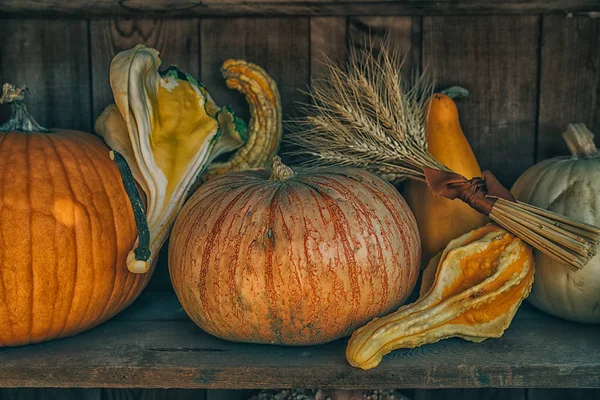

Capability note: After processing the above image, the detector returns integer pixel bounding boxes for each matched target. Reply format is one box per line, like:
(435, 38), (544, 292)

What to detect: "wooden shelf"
(1, 0), (599, 17)
(0, 292), (598, 389)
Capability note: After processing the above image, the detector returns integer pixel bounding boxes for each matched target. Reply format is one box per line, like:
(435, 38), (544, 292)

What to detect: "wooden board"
(1, 1), (599, 17)
(0, 20), (91, 132)
(422, 16), (540, 187)
(348, 16), (422, 80)
(310, 17), (348, 82)
(0, 292), (598, 389)
(536, 15), (600, 161)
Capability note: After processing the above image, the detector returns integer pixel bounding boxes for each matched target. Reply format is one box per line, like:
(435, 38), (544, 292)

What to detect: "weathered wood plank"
(422, 16), (540, 187)
(89, 19), (199, 291)
(0, 304), (598, 389)
(348, 16), (421, 80)
(536, 15), (600, 161)
(0, 20), (91, 132)
(1, 0), (599, 17)
(310, 17), (348, 83)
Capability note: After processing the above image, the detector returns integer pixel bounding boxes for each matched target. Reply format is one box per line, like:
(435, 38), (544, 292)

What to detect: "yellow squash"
(403, 90), (487, 267)
(347, 225), (534, 370)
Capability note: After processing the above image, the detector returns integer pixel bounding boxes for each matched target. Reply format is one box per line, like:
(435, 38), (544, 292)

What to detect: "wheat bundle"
(288, 42), (599, 272)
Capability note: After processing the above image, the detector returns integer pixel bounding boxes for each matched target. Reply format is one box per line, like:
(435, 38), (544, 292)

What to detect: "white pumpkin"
(512, 124), (600, 324)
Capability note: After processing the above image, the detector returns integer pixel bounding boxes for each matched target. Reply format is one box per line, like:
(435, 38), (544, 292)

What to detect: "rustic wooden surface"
(310, 17), (348, 82)
(422, 16), (540, 187)
(536, 15), (600, 161)
(348, 16), (421, 80)
(0, 20), (92, 132)
(1, 13), (600, 398)
(0, 292), (598, 390)
(1, 0), (600, 17)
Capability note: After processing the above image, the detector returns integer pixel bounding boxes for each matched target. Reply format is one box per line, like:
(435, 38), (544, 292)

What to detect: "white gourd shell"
(512, 155), (600, 323)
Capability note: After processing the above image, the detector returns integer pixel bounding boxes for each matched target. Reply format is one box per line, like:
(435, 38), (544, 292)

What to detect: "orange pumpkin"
(0, 84), (150, 346)
(169, 157), (421, 345)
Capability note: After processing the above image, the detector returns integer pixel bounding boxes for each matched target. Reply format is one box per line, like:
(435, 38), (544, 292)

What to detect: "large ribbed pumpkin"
(0, 86), (150, 346)
(169, 157), (421, 345)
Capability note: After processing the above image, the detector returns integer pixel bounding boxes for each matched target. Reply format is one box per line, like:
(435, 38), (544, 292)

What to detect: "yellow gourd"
(347, 225), (535, 370)
(403, 89), (487, 267)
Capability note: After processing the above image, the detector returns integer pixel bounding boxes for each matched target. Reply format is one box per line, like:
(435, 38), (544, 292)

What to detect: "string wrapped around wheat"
(288, 43), (600, 272)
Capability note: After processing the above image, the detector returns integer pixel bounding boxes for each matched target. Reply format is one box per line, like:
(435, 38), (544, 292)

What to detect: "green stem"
(110, 150), (151, 263)
(0, 83), (49, 133)
(441, 86), (470, 100)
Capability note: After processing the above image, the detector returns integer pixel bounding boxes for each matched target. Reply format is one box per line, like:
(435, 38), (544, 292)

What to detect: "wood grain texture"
(0, 20), (91, 132)
(310, 17), (348, 82)
(422, 16), (540, 187)
(536, 15), (600, 161)
(1, 0), (599, 17)
(89, 18), (199, 291)
(0, 295), (598, 389)
(349, 16), (421, 80)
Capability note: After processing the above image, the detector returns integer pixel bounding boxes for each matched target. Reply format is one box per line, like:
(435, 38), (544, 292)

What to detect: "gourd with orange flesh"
(403, 88), (487, 267)
(346, 224), (534, 370)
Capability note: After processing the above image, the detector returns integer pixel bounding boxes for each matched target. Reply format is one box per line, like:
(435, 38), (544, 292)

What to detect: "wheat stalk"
(287, 40), (600, 271)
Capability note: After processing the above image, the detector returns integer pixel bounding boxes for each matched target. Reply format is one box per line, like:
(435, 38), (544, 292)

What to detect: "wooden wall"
(0, 13), (599, 400)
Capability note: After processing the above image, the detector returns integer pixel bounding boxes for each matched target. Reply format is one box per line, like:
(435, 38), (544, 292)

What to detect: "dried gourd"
(346, 224), (534, 370)
(95, 45), (281, 274)
(202, 59), (281, 181)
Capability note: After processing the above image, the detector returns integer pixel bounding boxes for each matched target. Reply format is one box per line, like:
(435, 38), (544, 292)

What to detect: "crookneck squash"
(512, 124), (600, 323)
(403, 89), (487, 268)
(0, 44), (280, 346)
(347, 224), (534, 370)
(169, 157), (421, 345)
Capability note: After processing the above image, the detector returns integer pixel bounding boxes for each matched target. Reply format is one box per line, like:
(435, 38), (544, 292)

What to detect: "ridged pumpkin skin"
(169, 164), (421, 345)
(404, 93), (487, 267)
(0, 130), (150, 346)
(512, 145), (600, 324)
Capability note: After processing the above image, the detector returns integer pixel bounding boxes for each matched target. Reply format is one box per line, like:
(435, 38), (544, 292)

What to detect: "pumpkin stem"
(0, 83), (49, 133)
(270, 155), (294, 181)
(563, 123), (599, 159)
(441, 86), (469, 100)
(110, 150), (152, 274)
